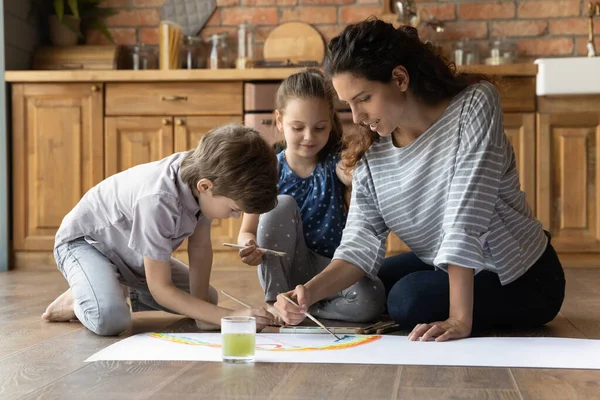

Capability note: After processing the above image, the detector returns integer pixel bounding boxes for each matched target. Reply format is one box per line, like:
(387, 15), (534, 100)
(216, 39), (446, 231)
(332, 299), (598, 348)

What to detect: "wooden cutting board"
(263, 22), (326, 64)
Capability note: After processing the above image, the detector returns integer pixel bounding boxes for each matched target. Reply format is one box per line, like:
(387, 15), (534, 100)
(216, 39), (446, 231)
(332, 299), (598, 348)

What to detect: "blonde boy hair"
(180, 124), (279, 214)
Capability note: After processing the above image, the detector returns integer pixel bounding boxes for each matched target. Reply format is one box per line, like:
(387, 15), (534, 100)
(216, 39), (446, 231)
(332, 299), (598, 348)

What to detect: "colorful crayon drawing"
(148, 332), (381, 352)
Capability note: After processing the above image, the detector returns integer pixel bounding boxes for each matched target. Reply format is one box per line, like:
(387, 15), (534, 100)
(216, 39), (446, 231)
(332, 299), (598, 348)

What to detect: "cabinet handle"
(61, 63), (83, 69)
(162, 95), (188, 101)
(175, 119), (184, 126)
(91, 85), (99, 92)
(260, 119), (273, 125)
(162, 118), (171, 125)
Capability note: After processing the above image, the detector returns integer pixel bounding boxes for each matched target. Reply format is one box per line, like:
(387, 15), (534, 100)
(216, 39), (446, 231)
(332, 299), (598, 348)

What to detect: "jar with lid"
(486, 37), (516, 65)
(451, 38), (480, 66)
(123, 44), (157, 70)
(207, 32), (231, 69)
(180, 35), (205, 69)
(236, 22), (256, 69)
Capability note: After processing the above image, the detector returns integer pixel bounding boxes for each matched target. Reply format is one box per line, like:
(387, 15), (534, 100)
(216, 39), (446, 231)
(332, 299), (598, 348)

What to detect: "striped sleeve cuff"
(333, 237), (386, 280)
(433, 228), (486, 271)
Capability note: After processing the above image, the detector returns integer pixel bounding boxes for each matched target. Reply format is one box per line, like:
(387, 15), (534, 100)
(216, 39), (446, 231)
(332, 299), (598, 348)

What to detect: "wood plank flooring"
(1, 266), (600, 400)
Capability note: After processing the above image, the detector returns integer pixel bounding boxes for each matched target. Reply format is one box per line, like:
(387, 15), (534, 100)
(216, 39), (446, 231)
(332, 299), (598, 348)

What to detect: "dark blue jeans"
(378, 234), (565, 332)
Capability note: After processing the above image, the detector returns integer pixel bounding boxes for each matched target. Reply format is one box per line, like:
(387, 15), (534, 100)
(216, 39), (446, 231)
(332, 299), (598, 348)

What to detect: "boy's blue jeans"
(378, 233), (565, 332)
(54, 238), (218, 336)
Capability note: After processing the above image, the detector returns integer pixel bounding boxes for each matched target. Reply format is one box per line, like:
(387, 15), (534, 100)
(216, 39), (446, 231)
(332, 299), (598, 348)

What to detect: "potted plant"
(32, 0), (117, 46)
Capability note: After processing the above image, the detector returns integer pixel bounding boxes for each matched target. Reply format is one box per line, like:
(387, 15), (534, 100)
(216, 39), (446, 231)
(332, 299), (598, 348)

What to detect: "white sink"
(534, 57), (600, 95)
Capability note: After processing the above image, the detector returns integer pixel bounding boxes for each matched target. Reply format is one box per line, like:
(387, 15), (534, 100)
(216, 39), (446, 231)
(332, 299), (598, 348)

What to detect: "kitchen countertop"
(4, 64), (537, 83)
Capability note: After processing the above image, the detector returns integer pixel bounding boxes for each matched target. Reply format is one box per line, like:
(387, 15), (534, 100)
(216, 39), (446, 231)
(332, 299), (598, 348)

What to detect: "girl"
(274, 19), (565, 342)
(237, 69), (385, 323)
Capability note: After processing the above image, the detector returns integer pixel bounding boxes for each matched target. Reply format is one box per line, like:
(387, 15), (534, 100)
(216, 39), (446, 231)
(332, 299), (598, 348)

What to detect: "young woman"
(273, 19), (565, 342)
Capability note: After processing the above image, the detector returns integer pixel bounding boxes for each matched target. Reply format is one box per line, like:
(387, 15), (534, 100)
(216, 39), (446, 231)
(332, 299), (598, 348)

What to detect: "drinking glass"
(221, 316), (256, 364)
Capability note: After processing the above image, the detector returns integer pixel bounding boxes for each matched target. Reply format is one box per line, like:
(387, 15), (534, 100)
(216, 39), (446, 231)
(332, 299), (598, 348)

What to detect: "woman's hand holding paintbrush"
(274, 285), (312, 326)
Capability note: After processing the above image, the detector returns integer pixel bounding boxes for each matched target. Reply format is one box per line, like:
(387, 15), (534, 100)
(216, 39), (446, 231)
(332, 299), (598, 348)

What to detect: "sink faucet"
(588, 1), (600, 57)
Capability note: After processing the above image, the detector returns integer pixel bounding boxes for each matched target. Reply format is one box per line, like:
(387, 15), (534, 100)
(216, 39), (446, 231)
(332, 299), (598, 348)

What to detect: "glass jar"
(486, 37), (516, 65)
(451, 38), (480, 66)
(180, 36), (204, 69)
(207, 32), (231, 69)
(125, 44), (157, 70)
(236, 22), (256, 69)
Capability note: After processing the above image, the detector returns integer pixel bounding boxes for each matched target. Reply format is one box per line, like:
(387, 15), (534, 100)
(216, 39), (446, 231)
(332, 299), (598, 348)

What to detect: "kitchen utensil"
(263, 22), (325, 64)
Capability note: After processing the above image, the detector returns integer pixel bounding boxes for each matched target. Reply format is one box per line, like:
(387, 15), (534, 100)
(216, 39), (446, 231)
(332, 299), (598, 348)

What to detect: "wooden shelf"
(4, 63), (537, 83)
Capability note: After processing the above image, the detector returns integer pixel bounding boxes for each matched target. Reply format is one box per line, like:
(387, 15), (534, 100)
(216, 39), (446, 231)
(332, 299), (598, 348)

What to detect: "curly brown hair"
(180, 124), (279, 214)
(323, 17), (492, 170)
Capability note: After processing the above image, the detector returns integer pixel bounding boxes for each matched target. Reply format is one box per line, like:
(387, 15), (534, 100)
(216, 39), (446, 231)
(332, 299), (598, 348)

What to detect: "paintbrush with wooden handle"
(280, 294), (342, 341)
(223, 243), (286, 257)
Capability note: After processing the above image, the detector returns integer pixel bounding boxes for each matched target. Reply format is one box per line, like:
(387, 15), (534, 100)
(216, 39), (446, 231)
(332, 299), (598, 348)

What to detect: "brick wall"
(88, 0), (600, 61)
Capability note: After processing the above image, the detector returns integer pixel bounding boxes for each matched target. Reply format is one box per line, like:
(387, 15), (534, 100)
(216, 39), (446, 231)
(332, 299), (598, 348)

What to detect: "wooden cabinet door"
(12, 83), (104, 250)
(173, 115), (243, 251)
(504, 112), (536, 212)
(104, 116), (174, 177)
(173, 115), (242, 151)
(537, 112), (600, 253)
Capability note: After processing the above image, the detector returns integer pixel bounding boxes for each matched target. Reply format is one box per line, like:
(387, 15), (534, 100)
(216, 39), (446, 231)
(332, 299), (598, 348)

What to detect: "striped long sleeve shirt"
(333, 81), (548, 285)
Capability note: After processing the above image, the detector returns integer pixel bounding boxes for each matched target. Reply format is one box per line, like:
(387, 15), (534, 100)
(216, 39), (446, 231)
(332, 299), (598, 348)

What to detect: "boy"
(42, 124), (278, 336)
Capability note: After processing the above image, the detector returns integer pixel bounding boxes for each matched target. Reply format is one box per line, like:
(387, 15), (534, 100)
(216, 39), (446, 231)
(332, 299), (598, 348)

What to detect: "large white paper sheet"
(86, 332), (600, 369)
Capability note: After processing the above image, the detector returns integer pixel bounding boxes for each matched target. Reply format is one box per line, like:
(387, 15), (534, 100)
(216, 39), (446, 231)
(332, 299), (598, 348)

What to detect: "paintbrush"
(280, 294), (342, 341)
(220, 290), (284, 327)
(220, 290), (253, 309)
(222, 243), (287, 257)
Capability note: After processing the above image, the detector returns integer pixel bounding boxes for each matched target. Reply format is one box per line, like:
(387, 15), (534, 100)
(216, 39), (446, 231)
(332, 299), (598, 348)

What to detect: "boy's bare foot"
(196, 320), (220, 331)
(42, 289), (76, 322)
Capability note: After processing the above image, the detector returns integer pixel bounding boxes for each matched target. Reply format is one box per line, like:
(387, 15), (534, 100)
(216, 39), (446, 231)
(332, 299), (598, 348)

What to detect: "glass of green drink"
(221, 316), (256, 364)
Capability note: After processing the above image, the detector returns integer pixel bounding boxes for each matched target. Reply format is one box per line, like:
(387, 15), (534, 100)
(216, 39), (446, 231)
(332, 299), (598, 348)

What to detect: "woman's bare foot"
(42, 289), (76, 322)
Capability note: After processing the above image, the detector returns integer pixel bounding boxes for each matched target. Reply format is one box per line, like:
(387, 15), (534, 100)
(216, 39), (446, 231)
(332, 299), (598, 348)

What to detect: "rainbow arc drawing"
(149, 332), (380, 352)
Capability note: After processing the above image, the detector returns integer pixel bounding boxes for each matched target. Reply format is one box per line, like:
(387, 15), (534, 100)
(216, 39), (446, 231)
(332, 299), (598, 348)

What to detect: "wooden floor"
(2, 266), (600, 400)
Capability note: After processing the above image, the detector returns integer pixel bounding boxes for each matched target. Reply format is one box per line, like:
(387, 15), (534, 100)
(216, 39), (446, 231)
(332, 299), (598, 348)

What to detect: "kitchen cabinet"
(537, 95), (600, 254)
(504, 112), (536, 212)
(12, 83), (104, 250)
(7, 65), (594, 269)
(105, 116), (174, 176)
(12, 81), (243, 261)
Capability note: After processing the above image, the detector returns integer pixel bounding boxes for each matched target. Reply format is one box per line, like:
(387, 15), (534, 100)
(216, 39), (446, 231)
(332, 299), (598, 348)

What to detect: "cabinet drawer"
(244, 113), (282, 146)
(105, 82), (243, 116)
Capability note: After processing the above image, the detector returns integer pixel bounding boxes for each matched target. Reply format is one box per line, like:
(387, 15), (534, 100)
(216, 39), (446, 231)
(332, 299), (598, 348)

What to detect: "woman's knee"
(86, 300), (131, 336)
(386, 271), (449, 329)
(377, 252), (433, 295)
